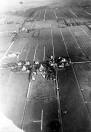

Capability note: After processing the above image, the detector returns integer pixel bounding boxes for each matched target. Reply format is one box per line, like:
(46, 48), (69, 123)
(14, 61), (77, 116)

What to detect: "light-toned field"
(0, 4), (91, 132)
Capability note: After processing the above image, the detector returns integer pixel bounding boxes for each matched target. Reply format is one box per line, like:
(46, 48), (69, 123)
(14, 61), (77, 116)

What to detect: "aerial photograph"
(0, 0), (91, 132)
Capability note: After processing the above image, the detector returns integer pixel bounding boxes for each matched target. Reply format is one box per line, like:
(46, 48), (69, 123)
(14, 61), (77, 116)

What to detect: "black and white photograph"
(0, 0), (91, 132)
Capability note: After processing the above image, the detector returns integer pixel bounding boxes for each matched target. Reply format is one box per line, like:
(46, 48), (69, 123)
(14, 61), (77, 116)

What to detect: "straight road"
(0, 6), (91, 132)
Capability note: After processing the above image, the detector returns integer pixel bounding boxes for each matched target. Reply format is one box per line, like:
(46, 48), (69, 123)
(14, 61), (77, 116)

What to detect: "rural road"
(0, 3), (91, 132)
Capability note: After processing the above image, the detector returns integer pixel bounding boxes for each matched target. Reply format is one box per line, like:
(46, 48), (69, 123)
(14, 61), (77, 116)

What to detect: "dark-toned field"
(0, 4), (91, 132)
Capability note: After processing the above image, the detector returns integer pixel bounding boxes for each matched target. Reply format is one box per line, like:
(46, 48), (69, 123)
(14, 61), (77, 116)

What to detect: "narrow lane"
(1, 6), (91, 132)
